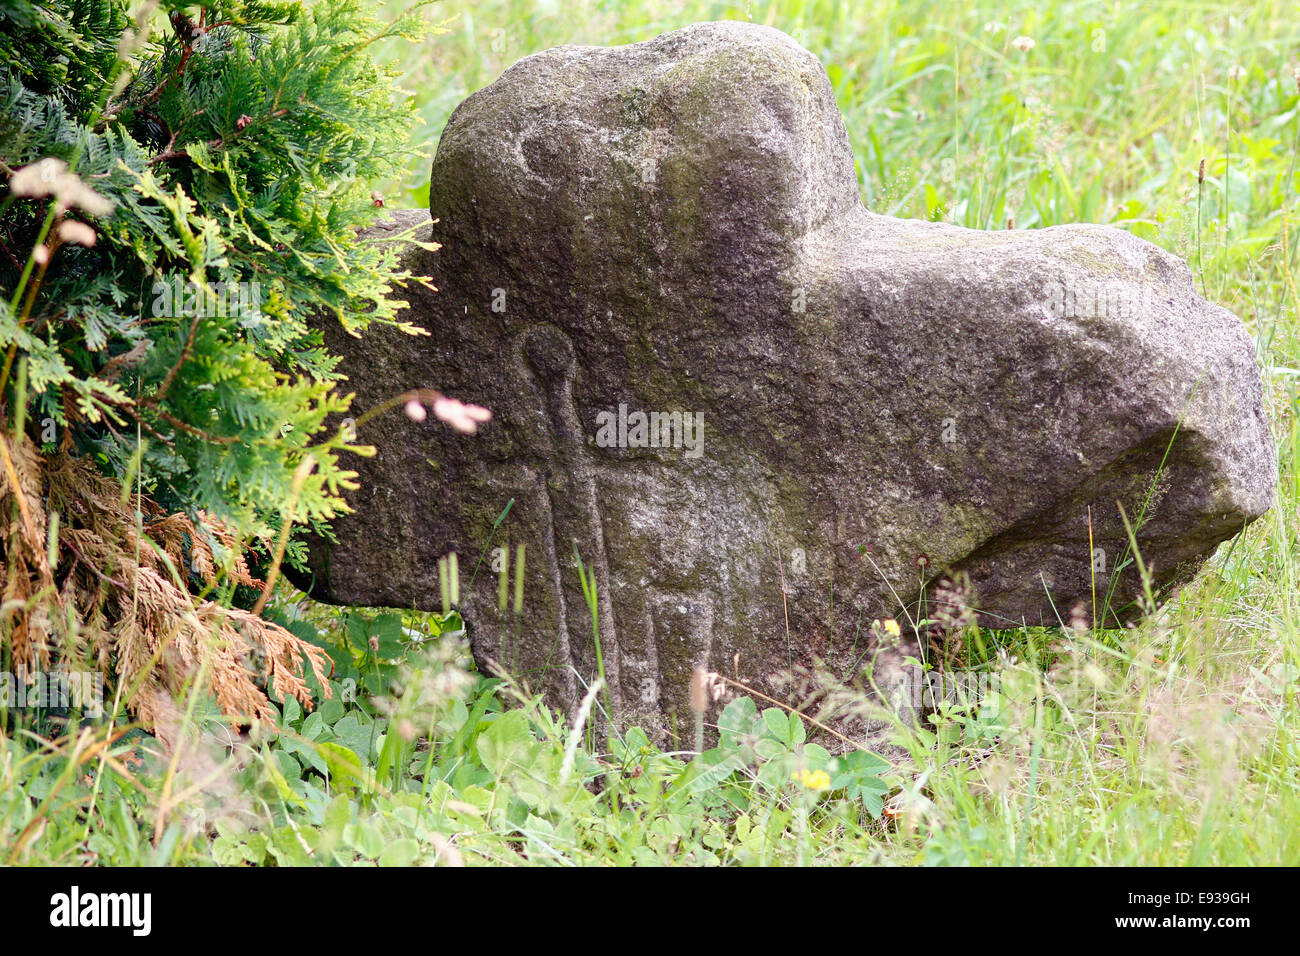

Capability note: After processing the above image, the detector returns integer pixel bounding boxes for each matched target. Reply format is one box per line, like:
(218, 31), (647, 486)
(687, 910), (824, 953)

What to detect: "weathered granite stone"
(295, 22), (1276, 738)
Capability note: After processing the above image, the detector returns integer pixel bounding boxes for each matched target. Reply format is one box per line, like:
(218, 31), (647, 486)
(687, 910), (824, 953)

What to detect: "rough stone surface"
(295, 22), (1276, 738)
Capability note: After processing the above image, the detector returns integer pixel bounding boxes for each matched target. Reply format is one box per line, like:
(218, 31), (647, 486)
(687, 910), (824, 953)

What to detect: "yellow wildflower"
(793, 768), (831, 792)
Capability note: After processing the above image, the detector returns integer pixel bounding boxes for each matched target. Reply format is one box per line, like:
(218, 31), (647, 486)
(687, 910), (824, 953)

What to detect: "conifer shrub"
(0, 0), (437, 737)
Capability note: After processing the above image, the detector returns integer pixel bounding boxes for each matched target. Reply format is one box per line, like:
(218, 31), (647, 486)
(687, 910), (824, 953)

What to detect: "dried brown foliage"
(1, 431), (330, 740)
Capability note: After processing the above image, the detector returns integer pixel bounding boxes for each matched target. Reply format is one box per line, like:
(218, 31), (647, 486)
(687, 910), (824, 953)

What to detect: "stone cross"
(295, 22), (1275, 741)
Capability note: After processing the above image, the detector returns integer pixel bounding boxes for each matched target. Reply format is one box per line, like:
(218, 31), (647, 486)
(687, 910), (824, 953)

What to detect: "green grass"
(4, 0), (1300, 865)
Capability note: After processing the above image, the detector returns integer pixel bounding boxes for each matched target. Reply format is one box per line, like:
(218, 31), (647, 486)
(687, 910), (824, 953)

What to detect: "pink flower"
(433, 397), (492, 433)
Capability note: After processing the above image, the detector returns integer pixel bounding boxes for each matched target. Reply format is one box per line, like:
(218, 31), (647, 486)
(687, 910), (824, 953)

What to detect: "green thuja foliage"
(0, 0), (435, 544)
(0, 0), (441, 730)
